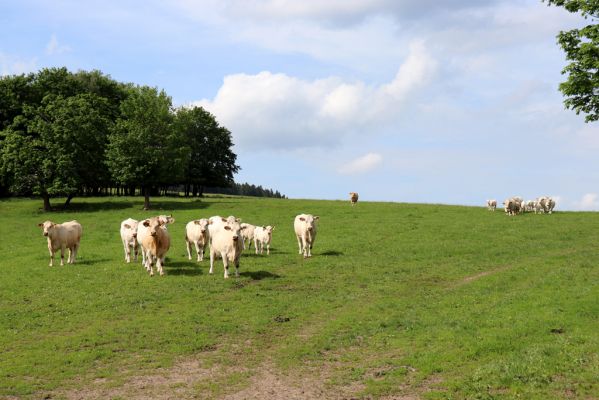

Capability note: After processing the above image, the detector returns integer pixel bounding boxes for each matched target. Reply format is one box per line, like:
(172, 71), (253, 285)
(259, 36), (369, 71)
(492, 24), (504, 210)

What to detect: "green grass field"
(1, 196), (598, 399)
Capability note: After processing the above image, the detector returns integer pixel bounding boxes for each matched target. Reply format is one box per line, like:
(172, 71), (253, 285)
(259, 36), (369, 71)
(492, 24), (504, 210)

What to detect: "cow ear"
(221, 218), (226, 222)
(236, 218), (241, 222)
(224, 226), (232, 230)
(37, 223), (43, 227)
(194, 220), (201, 225)
(143, 220), (150, 227)
(168, 217), (175, 224)
(208, 220), (213, 225)
(272, 226), (275, 231)
(124, 224), (131, 229)
(314, 216), (320, 220)
(299, 217), (305, 221)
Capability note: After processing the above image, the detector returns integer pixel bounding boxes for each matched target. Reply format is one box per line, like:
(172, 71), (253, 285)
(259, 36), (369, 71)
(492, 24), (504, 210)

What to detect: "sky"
(1, 0), (598, 210)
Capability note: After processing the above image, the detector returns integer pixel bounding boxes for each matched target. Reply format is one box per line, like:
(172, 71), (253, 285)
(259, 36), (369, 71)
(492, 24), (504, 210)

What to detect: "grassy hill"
(1, 196), (598, 399)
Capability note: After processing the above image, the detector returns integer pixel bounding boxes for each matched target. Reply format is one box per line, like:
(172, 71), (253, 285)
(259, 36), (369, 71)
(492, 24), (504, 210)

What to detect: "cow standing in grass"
(209, 218), (243, 278)
(141, 216), (173, 276)
(486, 199), (497, 211)
(38, 220), (82, 266)
(137, 215), (173, 266)
(254, 225), (275, 255)
(294, 214), (319, 258)
(185, 218), (210, 262)
(240, 223), (256, 250)
(120, 218), (139, 263)
(350, 192), (359, 206)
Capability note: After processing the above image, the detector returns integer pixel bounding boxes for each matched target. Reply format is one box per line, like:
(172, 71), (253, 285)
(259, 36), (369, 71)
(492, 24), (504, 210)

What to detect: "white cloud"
(194, 40), (436, 151)
(0, 53), (37, 76)
(338, 152), (383, 175)
(573, 193), (599, 211)
(45, 34), (71, 56)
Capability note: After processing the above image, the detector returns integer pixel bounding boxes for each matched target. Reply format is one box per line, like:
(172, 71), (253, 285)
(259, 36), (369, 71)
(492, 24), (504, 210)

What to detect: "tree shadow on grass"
(50, 199), (212, 213)
(164, 261), (205, 276)
(239, 270), (280, 280)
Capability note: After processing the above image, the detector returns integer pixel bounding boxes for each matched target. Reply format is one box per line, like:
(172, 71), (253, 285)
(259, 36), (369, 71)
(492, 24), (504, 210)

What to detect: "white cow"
(240, 223), (256, 250)
(486, 199), (497, 211)
(120, 218), (139, 263)
(294, 214), (319, 258)
(546, 197), (556, 214)
(137, 215), (173, 266)
(536, 196), (549, 214)
(209, 219), (243, 278)
(254, 225), (275, 255)
(38, 220), (82, 266)
(185, 218), (210, 261)
(503, 198), (521, 216)
(208, 215), (241, 241)
(141, 216), (172, 276)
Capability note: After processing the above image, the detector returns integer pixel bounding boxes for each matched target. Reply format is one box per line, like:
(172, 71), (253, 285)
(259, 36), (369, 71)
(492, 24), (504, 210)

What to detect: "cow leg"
(222, 253), (229, 279)
(67, 248), (73, 264)
(209, 248), (215, 274)
(60, 246), (65, 266)
(254, 238), (259, 254)
(123, 240), (130, 263)
(157, 257), (165, 276)
(296, 235), (303, 255)
(266, 243), (270, 255)
(194, 241), (202, 262)
(48, 246), (54, 267)
(234, 258), (239, 277)
(185, 239), (192, 260)
(72, 243), (79, 263)
(133, 242), (138, 262)
(197, 242), (204, 261)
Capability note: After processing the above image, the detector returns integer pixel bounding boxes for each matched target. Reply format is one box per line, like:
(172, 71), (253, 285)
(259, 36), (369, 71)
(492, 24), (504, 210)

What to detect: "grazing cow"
(503, 198), (521, 216)
(141, 216), (173, 276)
(486, 199), (497, 211)
(38, 220), (82, 266)
(546, 197), (556, 214)
(209, 219), (243, 278)
(185, 218), (210, 262)
(294, 214), (319, 258)
(349, 192), (359, 206)
(254, 225), (275, 255)
(240, 223), (256, 250)
(120, 218), (139, 263)
(536, 196), (549, 214)
(137, 215), (173, 266)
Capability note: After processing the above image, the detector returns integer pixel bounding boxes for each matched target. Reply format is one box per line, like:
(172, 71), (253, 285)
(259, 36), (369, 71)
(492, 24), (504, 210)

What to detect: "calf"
(294, 214), (319, 258)
(349, 192), (359, 206)
(185, 218), (210, 261)
(120, 218), (139, 263)
(240, 223), (256, 250)
(38, 220), (82, 266)
(141, 217), (173, 276)
(254, 225), (275, 255)
(209, 219), (243, 278)
(486, 199), (497, 211)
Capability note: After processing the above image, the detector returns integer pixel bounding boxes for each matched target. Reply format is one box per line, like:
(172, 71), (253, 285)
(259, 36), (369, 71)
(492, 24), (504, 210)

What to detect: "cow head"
(38, 221), (55, 237)
(143, 218), (165, 237)
(194, 219), (209, 233)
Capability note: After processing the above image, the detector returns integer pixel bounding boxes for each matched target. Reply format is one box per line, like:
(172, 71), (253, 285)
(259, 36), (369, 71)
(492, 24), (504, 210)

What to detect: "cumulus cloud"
(574, 194), (599, 211)
(45, 34), (71, 55)
(194, 40), (436, 151)
(338, 152), (383, 175)
(0, 52), (37, 76)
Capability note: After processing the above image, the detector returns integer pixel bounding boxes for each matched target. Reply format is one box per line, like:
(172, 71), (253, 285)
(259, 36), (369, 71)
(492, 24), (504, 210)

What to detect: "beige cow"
(141, 216), (173, 276)
(120, 218), (139, 263)
(137, 215), (173, 266)
(185, 218), (210, 262)
(254, 225), (275, 255)
(294, 214), (319, 258)
(486, 199), (497, 211)
(240, 223), (256, 250)
(38, 220), (82, 266)
(209, 219), (243, 278)
(349, 192), (359, 206)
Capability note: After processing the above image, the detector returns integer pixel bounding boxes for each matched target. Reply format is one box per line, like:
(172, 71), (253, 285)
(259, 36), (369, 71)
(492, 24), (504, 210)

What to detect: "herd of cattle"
(486, 196), (556, 215)
(37, 213), (320, 278)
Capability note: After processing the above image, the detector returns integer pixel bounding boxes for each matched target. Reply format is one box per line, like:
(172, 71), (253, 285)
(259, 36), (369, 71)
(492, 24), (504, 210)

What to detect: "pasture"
(1, 196), (598, 399)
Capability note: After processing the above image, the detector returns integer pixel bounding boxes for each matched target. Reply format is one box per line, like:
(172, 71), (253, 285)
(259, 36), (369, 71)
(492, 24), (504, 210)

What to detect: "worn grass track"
(1, 196), (598, 399)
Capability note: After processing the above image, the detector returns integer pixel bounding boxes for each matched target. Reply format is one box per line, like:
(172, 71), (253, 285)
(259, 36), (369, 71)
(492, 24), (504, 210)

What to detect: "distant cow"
(240, 223), (256, 250)
(185, 218), (210, 262)
(503, 198), (521, 216)
(141, 216), (173, 276)
(38, 220), (82, 266)
(209, 218), (243, 278)
(486, 199), (497, 211)
(535, 196), (549, 214)
(120, 218), (139, 263)
(349, 192), (359, 206)
(546, 197), (556, 214)
(294, 214), (319, 258)
(254, 225), (275, 255)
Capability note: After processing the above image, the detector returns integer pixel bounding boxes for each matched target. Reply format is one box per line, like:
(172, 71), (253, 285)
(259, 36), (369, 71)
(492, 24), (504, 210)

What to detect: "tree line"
(0, 67), (242, 210)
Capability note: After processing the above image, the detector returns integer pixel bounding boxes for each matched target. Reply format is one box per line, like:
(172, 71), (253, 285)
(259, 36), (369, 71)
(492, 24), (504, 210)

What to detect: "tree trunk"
(143, 187), (151, 210)
(198, 185), (204, 197)
(64, 193), (74, 208)
(42, 193), (52, 211)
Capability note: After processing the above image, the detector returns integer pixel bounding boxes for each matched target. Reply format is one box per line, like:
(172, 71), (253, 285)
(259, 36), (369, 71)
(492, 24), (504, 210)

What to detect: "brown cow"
(349, 192), (359, 206)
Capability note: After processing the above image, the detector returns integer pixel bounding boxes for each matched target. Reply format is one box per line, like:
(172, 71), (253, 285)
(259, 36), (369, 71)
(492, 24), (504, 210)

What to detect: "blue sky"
(1, 0), (598, 209)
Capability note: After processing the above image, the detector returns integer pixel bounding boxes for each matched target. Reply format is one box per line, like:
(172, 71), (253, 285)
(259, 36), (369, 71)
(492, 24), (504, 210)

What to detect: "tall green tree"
(174, 106), (239, 197)
(0, 93), (111, 210)
(107, 86), (188, 209)
(544, 0), (599, 122)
